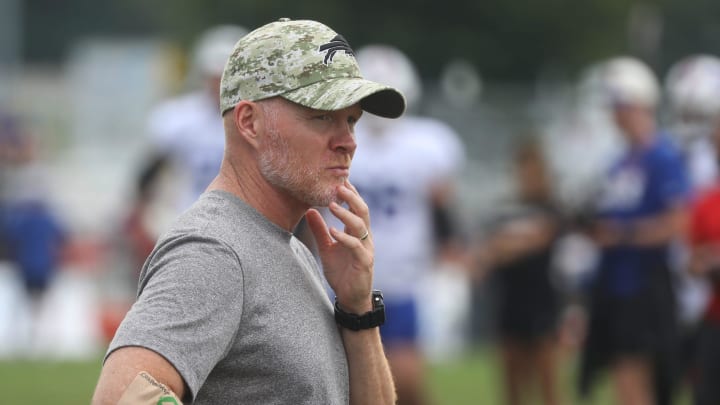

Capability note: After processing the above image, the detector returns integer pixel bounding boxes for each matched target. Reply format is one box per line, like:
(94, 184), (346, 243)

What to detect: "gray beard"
(258, 128), (341, 207)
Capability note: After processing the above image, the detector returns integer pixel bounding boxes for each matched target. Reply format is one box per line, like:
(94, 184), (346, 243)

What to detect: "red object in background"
(61, 237), (110, 271)
(690, 188), (720, 323)
(99, 302), (131, 344)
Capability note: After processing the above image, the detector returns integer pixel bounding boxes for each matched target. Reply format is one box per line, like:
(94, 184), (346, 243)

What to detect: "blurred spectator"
(0, 111), (67, 355)
(664, 53), (720, 396)
(322, 44), (466, 405)
(579, 57), (690, 405)
(685, 66), (720, 405)
(665, 54), (720, 192)
(142, 24), (248, 222)
(121, 153), (172, 278)
(688, 134), (720, 405)
(477, 138), (564, 405)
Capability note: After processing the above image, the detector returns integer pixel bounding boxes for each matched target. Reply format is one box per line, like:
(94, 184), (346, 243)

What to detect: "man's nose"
(331, 123), (357, 154)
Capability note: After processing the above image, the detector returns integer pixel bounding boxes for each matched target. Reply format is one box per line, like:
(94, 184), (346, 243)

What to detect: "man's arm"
(305, 180), (397, 405)
(92, 346), (186, 404)
(592, 203), (688, 248)
(340, 326), (396, 405)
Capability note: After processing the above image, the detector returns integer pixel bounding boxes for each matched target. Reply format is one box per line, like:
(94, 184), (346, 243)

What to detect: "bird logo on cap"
(318, 35), (355, 65)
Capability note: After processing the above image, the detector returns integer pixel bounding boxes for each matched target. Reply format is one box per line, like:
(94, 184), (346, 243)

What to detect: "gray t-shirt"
(107, 191), (349, 404)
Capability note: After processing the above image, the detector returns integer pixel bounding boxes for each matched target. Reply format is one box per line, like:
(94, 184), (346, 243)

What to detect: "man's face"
(257, 98), (361, 207)
(612, 102), (655, 143)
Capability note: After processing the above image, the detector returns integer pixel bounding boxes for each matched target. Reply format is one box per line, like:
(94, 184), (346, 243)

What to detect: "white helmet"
(355, 45), (422, 110)
(665, 54), (720, 120)
(192, 24), (248, 76)
(601, 56), (660, 107)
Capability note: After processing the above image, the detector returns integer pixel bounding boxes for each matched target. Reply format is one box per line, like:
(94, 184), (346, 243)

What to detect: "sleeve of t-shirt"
(106, 234), (244, 400)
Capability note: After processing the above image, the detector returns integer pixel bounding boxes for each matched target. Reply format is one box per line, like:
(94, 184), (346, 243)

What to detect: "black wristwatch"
(334, 290), (385, 331)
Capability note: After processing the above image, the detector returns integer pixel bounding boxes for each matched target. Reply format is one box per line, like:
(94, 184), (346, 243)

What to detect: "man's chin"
(306, 177), (346, 207)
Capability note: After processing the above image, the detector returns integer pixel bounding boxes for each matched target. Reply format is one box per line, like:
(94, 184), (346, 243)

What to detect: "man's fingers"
(336, 185), (370, 222)
(329, 201), (367, 239)
(305, 209), (332, 247)
(329, 226), (366, 248)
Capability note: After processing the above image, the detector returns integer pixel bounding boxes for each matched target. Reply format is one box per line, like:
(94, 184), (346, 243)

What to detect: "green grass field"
(0, 346), (691, 404)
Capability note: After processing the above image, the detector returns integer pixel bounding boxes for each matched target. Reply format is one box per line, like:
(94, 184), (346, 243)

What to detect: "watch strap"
(334, 290), (385, 331)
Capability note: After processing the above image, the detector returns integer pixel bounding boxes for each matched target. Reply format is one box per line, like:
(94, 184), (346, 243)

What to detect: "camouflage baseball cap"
(219, 18), (406, 118)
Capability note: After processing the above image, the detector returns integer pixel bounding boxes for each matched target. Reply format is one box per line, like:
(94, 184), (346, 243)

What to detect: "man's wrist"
(334, 290), (385, 331)
(335, 296), (373, 314)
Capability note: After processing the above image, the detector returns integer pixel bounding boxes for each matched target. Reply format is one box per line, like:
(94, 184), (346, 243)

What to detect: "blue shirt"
(595, 132), (690, 296)
(3, 201), (65, 285)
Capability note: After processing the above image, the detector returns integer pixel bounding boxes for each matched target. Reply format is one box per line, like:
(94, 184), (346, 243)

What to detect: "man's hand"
(305, 179), (374, 314)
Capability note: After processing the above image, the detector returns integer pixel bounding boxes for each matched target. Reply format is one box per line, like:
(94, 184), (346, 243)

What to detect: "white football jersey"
(329, 115), (465, 298)
(146, 91), (225, 211)
(685, 135), (719, 193)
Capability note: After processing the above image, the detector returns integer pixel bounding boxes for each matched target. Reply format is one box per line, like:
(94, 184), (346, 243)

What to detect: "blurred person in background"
(579, 56), (690, 405)
(122, 154), (172, 278)
(322, 44), (466, 405)
(687, 110), (720, 405)
(135, 24), (249, 238)
(0, 111), (67, 355)
(476, 138), (564, 405)
(664, 54), (720, 396)
(669, 55), (720, 405)
(665, 55), (720, 193)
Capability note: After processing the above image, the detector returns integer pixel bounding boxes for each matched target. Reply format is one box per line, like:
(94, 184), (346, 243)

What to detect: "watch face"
(371, 290), (384, 309)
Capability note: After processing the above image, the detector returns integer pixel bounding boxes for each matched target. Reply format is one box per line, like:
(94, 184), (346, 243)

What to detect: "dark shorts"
(579, 264), (679, 397)
(380, 298), (419, 346)
(585, 267), (677, 358)
(497, 291), (560, 343)
(695, 322), (720, 405)
(494, 249), (561, 343)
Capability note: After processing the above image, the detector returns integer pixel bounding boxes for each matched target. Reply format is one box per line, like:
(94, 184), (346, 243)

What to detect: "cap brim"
(281, 78), (406, 118)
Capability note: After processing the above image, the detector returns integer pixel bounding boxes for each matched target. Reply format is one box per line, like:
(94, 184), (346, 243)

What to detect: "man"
(676, 54), (720, 405)
(665, 54), (720, 193)
(688, 120), (720, 405)
(664, 54), (720, 399)
(481, 139), (564, 405)
(579, 56), (690, 405)
(92, 18), (405, 404)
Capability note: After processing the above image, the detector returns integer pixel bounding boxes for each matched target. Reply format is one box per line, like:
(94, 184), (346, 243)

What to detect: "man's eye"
(314, 114), (332, 121)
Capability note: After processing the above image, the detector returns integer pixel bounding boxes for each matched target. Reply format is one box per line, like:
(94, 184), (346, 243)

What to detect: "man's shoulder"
(167, 191), (288, 252)
(172, 192), (246, 232)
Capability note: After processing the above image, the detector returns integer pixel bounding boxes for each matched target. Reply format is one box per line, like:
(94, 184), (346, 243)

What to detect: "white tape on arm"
(118, 371), (183, 405)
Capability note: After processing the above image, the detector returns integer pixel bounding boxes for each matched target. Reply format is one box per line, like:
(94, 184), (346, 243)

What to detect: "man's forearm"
(341, 328), (396, 405)
(631, 209), (688, 247)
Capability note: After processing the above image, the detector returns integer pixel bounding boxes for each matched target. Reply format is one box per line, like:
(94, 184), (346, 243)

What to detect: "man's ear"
(231, 101), (261, 148)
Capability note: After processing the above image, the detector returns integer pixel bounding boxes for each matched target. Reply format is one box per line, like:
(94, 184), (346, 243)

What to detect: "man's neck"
(208, 161), (307, 232)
